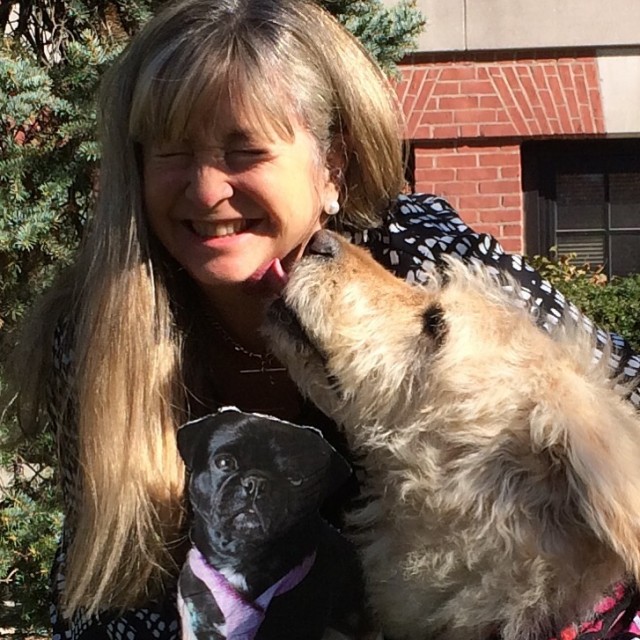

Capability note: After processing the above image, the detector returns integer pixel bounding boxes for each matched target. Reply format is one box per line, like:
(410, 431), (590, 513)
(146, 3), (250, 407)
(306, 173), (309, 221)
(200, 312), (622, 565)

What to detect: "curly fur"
(263, 231), (640, 640)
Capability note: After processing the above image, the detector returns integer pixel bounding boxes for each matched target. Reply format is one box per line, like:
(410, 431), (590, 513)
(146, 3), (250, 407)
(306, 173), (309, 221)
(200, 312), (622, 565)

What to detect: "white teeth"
(191, 219), (247, 238)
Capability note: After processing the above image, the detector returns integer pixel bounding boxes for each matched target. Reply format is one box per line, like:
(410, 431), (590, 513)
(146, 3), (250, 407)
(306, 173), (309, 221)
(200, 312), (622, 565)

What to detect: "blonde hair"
(12, 0), (405, 617)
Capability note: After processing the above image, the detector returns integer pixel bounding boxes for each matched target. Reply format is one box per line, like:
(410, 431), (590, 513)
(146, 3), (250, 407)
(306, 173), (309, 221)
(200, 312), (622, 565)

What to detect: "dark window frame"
(522, 139), (640, 277)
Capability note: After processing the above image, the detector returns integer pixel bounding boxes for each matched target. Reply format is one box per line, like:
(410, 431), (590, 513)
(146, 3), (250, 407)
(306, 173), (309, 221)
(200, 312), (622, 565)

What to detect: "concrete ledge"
(597, 49), (640, 135)
(387, 0), (640, 53)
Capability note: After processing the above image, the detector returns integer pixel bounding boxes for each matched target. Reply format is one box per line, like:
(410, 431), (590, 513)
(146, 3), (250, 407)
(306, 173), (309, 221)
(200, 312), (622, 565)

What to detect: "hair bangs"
(129, 33), (296, 147)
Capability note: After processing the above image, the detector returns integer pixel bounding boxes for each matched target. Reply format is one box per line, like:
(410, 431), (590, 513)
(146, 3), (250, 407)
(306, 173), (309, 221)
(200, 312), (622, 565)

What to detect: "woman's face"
(143, 99), (339, 298)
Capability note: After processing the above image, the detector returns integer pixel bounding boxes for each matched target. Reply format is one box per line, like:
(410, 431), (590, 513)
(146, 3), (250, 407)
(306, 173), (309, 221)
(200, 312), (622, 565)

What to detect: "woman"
(10, 0), (640, 638)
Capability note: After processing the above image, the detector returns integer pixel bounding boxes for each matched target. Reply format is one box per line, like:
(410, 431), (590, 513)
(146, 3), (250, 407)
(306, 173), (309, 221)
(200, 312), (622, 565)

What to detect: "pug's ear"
(178, 407), (244, 469)
(279, 422), (353, 501)
(177, 415), (216, 470)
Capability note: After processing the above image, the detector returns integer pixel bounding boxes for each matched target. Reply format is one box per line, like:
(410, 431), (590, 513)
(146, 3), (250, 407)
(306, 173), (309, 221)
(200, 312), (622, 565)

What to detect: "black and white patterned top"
(49, 193), (640, 639)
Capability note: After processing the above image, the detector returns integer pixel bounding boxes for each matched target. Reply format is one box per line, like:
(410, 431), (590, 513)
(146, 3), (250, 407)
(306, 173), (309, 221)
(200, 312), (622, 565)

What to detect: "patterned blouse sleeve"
(349, 192), (640, 409)
(47, 314), (81, 522)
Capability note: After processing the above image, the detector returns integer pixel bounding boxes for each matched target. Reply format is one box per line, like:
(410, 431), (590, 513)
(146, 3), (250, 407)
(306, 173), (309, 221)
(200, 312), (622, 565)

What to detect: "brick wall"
(397, 51), (605, 252)
(414, 145), (522, 252)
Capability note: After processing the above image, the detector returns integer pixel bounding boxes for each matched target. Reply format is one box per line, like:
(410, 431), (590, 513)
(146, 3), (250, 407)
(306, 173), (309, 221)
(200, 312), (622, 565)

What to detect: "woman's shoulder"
(346, 193), (504, 284)
(390, 192), (471, 231)
(348, 192), (474, 242)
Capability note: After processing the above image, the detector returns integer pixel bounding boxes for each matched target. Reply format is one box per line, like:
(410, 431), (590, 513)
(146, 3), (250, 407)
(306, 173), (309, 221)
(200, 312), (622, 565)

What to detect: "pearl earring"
(324, 200), (340, 216)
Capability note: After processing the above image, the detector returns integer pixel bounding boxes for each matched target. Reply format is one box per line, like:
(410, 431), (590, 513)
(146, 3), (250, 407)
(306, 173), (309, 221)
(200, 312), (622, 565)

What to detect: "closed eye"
(155, 151), (192, 158)
(225, 148), (270, 169)
(149, 141), (192, 158)
(230, 148), (267, 156)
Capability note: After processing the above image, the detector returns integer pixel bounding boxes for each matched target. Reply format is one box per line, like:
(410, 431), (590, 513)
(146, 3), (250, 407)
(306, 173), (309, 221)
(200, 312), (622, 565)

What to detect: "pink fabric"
(185, 547), (316, 640)
(550, 583), (640, 640)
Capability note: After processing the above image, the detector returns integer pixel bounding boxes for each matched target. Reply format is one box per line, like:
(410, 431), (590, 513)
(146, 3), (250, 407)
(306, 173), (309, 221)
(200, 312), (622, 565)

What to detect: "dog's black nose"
(304, 230), (339, 258)
(241, 474), (267, 498)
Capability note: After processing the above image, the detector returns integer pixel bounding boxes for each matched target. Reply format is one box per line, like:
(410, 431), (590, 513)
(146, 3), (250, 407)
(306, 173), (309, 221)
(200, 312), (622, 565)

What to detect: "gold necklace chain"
(211, 320), (286, 376)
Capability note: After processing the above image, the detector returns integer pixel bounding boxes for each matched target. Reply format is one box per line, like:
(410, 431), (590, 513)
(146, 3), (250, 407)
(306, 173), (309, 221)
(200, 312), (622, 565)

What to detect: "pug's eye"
(213, 454), (238, 472)
(288, 476), (304, 487)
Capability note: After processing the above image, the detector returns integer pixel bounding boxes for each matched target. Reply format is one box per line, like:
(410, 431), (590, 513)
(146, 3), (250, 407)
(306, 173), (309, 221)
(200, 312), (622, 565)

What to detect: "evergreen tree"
(321, 0), (424, 74)
(0, 1), (157, 358)
(0, 0), (424, 634)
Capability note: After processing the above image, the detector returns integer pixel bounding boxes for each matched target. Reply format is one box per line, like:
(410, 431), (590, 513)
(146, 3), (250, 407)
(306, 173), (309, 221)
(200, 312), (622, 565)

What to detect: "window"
(523, 140), (640, 277)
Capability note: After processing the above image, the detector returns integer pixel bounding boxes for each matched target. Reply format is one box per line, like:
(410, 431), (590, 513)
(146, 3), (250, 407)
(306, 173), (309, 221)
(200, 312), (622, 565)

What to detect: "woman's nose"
(184, 163), (234, 209)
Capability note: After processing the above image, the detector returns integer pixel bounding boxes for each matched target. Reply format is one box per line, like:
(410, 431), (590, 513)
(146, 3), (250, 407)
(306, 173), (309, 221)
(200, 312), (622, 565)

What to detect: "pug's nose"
(241, 474), (267, 498)
(305, 230), (339, 258)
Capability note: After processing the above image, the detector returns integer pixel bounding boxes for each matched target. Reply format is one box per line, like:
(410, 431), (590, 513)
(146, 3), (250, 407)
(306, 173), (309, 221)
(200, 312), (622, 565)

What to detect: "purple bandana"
(178, 547), (316, 640)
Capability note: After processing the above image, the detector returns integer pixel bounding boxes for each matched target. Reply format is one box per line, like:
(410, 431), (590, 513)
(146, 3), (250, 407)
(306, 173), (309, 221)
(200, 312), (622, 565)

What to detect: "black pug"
(176, 406), (369, 640)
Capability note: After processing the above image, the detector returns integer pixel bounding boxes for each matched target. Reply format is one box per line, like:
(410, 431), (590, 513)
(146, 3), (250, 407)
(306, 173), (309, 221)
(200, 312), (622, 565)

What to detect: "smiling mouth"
(188, 218), (260, 238)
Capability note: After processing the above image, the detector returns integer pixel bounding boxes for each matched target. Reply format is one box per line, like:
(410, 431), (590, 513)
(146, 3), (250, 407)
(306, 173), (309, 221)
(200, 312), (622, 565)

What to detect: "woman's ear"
(326, 135), (347, 193)
(323, 176), (341, 208)
(321, 138), (347, 217)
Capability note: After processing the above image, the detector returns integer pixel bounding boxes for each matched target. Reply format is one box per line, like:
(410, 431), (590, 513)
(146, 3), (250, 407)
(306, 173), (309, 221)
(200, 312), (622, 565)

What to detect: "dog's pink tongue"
(247, 258), (289, 295)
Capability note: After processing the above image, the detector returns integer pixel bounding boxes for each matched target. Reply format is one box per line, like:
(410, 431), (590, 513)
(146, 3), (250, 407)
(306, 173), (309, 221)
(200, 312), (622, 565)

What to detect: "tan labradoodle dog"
(263, 229), (640, 640)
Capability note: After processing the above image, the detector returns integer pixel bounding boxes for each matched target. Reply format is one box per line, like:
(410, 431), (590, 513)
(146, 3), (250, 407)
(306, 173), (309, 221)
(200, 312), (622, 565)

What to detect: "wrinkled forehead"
(129, 43), (299, 147)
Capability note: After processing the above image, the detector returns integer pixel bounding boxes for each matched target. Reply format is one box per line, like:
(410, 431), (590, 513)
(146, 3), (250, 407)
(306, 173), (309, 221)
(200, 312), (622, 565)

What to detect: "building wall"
(414, 144), (522, 252)
(398, 53), (605, 142)
(397, 51), (607, 252)
(386, 0), (640, 53)
(598, 51), (640, 134)
(386, 0), (640, 255)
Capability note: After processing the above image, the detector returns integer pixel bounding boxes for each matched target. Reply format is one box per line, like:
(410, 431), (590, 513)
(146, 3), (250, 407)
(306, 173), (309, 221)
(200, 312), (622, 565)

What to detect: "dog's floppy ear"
(423, 303), (447, 345)
(532, 387), (640, 580)
(276, 421), (353, 501)
(178, 407), (243, 469)
(177, 416), (214, 470)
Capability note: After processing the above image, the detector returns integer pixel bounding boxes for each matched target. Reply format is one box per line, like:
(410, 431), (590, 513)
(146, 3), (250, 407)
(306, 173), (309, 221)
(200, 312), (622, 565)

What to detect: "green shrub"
(0, 425), (61, 637)
(530, 252), (640, 352)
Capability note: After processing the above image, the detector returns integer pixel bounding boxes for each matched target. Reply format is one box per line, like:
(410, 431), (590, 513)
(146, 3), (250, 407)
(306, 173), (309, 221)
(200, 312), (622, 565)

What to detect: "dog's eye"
(288, 476), (304, 487)
(213, 454), (238, 472)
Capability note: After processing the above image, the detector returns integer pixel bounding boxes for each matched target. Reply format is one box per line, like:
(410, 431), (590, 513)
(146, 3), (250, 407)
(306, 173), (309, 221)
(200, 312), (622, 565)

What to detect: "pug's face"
(178, 408), (350, 562)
